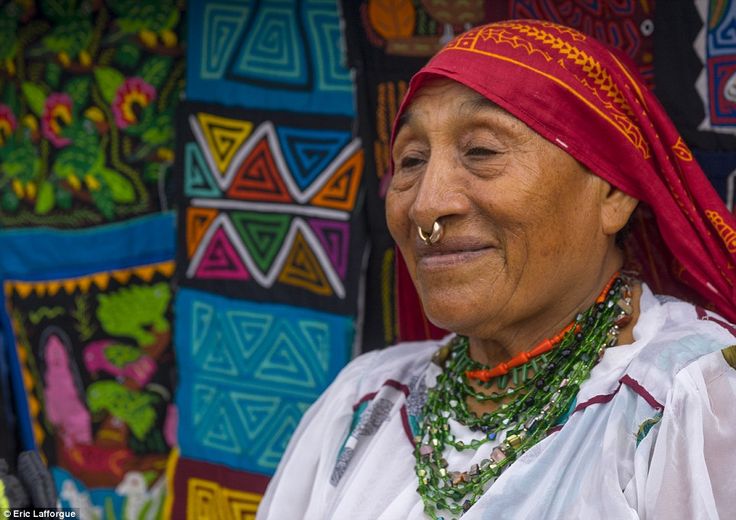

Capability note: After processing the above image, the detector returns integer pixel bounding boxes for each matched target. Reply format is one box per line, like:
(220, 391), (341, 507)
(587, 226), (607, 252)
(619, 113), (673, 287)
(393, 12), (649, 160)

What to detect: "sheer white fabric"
(257, 285), (736, 519)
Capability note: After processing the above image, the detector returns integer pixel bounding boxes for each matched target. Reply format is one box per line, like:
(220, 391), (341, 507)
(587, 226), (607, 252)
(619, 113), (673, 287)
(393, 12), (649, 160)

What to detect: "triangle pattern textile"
(310, 148), (364, 211)
(224, 310), (274, 361)
(195, 227), (250, 281)
(278, 231), (333, 297)
(186, 207), (218, 258)
(196, 112), (254, 176)
(230, 392), (281, 442)
(184, 142), (221, 198)
(230, 212), (292, 274)
(202, 4), (251, 78)
(276, 127), (352, 191)
(232, 5), (308, 87)
(253, 321), (317, 389)
(308, 218), (350, 280)
(226, 137), (293, 203)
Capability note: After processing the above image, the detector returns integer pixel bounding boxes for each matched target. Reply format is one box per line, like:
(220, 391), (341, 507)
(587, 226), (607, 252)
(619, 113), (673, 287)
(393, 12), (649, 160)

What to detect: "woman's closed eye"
(399, 154), (426, 170)
(465, 146), (498, 158)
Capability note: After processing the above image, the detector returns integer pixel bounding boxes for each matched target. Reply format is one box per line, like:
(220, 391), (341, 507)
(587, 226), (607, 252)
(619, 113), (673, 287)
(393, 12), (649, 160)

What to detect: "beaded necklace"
(414, 276), (633, 519)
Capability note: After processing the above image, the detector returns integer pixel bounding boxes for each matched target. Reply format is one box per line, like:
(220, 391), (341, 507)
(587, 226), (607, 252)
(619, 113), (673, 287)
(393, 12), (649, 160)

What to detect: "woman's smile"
(416, 236), (497, 270)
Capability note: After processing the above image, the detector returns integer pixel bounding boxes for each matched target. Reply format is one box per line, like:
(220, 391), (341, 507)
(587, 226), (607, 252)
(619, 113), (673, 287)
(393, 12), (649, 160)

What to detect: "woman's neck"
(463, 278), (641, 416)
(466, 269), (640, 368)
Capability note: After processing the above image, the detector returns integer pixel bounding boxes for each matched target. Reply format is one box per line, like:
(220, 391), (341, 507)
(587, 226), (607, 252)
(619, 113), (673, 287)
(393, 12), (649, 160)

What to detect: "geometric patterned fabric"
(175, 288), (352, 474)
(177, 104), (365, 314)
(170, 0), (360, 513)
(186, 0), (354, 115)
(654, 0), (736, 211)
(166, 453), (270, 520)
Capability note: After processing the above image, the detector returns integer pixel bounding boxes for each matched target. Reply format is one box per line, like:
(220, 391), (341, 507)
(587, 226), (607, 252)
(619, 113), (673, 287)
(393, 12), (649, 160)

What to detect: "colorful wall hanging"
(186, 0), (354, 115)
(0, 213), (176, 520)
(168, 1), (361, 516)
(653, 0), (736, 210)
(0, 0), (185, 228)
(3, 261), (176, 520)
(177, 103), (365, 314)
(164, 452), (269, 519)
(174, 288), (352, 473)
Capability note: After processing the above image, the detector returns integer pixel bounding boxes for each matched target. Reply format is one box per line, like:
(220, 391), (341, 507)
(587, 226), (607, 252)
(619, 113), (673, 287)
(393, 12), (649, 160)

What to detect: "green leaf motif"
(45, 63), (62, 89)
(98, 167), (135, 203)
(1, 190), (19, 212)
(56, 186), (72, 209)
(66, 77), (92, 109)
(91, 187), (115, 219)
(114, 43), (141, 69)
(141, 113), (172, 145)
(143, 162), (162, 183)
(34, 181), (55, 214)
(21, 82), (47, 117)
(2, 83), (20, 114)
(139, 56), (171, 90)
(53, 144), (96, 178)
(94, 67), (125, 104)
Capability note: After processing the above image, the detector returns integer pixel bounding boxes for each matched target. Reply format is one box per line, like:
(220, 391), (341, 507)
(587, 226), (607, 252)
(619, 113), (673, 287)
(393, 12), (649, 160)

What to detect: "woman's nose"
(409, 153), (468, 229)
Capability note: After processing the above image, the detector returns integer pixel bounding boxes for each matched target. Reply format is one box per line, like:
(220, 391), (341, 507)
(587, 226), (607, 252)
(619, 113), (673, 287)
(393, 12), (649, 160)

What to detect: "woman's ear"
(600, 181), (639, 236)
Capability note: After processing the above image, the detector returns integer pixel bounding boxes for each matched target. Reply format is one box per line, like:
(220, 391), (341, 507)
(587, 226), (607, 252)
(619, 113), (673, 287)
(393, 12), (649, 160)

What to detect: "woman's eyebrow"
(395, 94), (505, 138)
(395, 111), (412, 135)
(461, 94), (501, 115)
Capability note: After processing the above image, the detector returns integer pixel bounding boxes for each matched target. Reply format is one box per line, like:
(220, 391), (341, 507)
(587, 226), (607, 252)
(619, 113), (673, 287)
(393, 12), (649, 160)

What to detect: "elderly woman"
(257, 20), (736, 520)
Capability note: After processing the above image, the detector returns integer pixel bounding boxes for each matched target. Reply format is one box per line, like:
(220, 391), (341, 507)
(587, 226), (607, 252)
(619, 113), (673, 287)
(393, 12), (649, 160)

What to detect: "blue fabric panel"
(186, 0), (354, 115)
(175, 287), (354, 475)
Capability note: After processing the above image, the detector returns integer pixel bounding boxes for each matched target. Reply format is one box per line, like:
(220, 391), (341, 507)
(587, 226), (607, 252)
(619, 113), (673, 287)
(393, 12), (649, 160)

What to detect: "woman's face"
(387, 79), (619, 342)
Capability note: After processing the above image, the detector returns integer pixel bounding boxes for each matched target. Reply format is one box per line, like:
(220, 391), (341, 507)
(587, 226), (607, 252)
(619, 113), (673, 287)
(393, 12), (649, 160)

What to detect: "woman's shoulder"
(329, 335), (451, 395)
(621, 284), (736, 405)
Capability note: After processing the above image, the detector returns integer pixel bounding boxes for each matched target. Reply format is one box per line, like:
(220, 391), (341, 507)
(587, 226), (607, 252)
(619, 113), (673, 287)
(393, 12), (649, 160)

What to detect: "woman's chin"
(422, 300), (489, 336)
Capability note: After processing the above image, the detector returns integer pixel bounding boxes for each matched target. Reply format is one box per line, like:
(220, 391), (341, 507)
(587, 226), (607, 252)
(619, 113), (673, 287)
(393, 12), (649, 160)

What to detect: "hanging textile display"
(0, 0), (185, 228)
(0, 214), (176, 519)
(167, 1), (362, 516)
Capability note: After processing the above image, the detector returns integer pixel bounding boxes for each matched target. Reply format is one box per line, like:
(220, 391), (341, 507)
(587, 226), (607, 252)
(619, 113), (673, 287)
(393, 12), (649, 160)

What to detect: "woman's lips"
(416, 237), (497, 269)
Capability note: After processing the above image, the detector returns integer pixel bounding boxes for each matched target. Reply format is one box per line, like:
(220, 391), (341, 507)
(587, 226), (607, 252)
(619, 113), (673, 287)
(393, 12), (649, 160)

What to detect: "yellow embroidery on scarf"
(672, 136), (694, 161)
(493, 22), (636, 118)
(470, 26), (553, 61)
(722, 345), (736, 370)
(705, 209), (736, 253)
(444, 23), (650, 159)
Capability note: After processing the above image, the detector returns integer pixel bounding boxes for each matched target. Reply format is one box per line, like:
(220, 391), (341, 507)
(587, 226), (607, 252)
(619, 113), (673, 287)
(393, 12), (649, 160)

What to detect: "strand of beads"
(414, 276), (633, 520)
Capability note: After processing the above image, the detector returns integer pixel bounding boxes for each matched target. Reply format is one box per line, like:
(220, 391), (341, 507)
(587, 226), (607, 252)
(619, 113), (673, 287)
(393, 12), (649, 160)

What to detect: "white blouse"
(257, 285), (736, 519)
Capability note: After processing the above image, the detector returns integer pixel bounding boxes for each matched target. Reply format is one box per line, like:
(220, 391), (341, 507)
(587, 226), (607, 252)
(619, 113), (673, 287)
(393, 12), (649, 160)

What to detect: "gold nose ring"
(418, 221), (442, 245)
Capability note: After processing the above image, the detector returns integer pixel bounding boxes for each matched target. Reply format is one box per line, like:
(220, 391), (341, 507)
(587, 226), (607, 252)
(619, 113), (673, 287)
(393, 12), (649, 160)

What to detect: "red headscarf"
(392, 19), (736, 324)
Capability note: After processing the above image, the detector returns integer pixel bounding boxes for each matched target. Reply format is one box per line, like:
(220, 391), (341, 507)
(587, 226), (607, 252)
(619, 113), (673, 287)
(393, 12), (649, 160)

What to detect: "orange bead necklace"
(465, 274), (620, 382)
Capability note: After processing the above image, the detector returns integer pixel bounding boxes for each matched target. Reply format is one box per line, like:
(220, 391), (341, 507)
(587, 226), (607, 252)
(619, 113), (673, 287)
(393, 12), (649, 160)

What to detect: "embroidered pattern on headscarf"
(443, 22), (650, 159)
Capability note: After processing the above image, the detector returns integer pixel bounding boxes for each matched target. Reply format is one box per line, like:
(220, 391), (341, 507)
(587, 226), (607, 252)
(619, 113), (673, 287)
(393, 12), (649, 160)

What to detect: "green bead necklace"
(414, 276), (633, 519)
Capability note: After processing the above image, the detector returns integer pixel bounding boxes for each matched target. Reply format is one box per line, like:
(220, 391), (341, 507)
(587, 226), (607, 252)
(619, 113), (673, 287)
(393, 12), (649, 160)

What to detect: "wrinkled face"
(387, 80), (617, 340)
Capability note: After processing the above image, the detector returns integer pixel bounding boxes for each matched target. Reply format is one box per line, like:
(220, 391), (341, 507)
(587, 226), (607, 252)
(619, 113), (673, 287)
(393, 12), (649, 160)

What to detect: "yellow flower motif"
(58, 51), (71, 68)
(84, 106), (105, 123)
(22, 114), (38, 132)
(84, 174), (101, 191)
(12, 179), (24, 198)
(157, 147), (174, 162)
(79, 50), (92, 67)
(139, 29), (157, 48)
(161, 29), (178, 48)
(67, 174), (81, 190)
